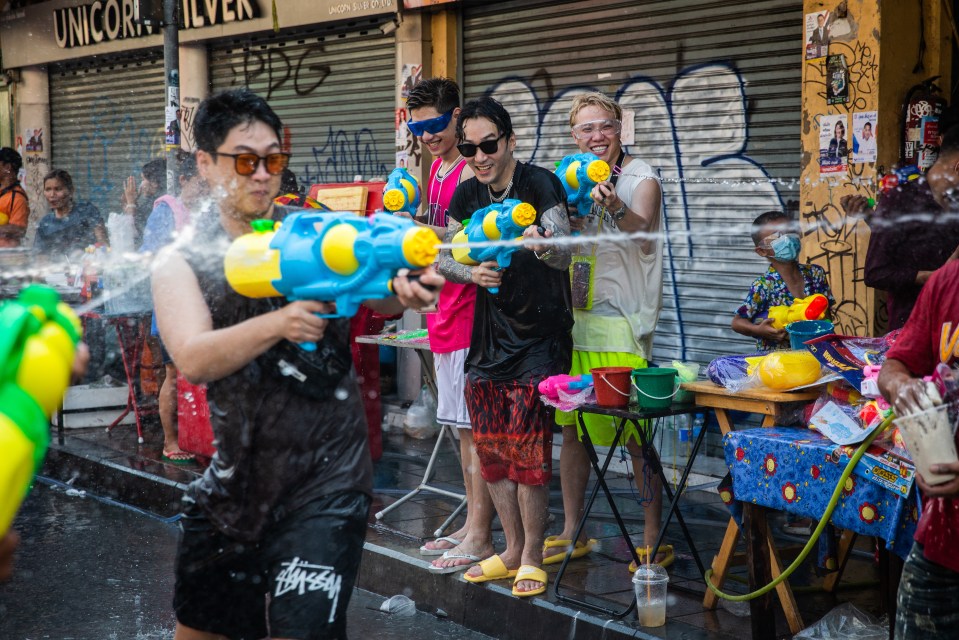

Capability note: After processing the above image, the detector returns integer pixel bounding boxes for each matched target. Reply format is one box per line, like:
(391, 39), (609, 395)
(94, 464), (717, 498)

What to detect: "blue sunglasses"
(407, 109), (454, 137)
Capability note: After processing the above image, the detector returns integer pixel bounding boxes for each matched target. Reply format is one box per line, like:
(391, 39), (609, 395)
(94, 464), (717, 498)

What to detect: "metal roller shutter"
(463, 0), (802, 365)
(209, 25), (395, 187)
(50, 52), (166, 217)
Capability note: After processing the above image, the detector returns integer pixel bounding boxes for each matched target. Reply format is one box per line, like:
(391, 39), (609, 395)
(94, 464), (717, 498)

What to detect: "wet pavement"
(0, 482), (493, 640)
(36, 410), (892, 639)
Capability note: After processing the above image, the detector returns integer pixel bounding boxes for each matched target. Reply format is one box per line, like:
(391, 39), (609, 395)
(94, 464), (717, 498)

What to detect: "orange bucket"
(590, 366), (633, 408)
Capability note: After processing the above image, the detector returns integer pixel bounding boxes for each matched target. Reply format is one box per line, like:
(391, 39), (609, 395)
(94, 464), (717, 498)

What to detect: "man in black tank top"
(152, 89), (443, 640)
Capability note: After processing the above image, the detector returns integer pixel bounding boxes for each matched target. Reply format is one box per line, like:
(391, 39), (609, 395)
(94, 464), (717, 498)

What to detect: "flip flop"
(511, 565), (547, 597)
(463, 554), (518, 583)
(419, 536), (463, 556)
(428, 550), (483, 574)
(162, 449), (196, 464)
(628, 544), (674, 573)
(542, 535), (597, 565)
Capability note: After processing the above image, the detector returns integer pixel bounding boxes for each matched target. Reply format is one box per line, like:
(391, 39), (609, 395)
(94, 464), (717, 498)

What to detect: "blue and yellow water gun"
(554, 153), (611, 218)
(224, 211), (440, 341)
(382, 167), (421, 217)
(450, 199), (537, 294)
(0, 285), (83, 536)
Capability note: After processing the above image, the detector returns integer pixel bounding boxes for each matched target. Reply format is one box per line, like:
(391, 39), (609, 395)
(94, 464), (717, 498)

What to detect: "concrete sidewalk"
(42, 418), (886, 640)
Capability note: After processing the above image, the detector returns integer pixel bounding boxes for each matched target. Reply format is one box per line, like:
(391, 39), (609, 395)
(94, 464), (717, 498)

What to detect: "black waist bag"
(257, 317), (353, 402)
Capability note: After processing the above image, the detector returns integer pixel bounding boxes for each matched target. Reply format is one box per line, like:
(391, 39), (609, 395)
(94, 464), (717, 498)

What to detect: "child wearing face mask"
(732, 211), (835, 353)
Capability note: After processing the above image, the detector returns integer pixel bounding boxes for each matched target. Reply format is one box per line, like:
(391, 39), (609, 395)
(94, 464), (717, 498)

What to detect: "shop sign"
(53, 0), (257, 49)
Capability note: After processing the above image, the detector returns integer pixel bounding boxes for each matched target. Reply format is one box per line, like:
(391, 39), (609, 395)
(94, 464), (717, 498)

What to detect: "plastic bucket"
(632, 368), (678, 410)
(786, 319), (834, 350)
(590, 366), (633, 408)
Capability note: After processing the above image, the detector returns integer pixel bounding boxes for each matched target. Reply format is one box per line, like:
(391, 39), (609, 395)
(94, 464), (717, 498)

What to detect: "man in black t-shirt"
(438, 96), (573, 598)
(152, 89), (442, 640)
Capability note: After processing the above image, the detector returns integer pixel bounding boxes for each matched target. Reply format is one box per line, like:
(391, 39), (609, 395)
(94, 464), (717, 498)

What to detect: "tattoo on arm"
(437, 220), (474, 284)
(538, 204), (572, 270)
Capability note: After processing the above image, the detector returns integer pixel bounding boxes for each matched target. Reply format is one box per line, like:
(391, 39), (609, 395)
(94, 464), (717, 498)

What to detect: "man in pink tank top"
(405, 78), (495, 572)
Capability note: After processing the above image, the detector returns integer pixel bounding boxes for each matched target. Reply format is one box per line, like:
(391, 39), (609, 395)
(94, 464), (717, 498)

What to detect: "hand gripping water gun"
(382, 167), (421, 217)
(767, 294), (829, 330)
(224, 211), (440, 343)
(0, 285), (83, 536)
(450, 199), (537, 294)
(538, 373), (593, 403)
(554, 153), (611, 217)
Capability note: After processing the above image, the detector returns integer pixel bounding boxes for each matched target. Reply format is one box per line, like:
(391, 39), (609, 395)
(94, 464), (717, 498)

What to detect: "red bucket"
(590, 366), (633, 408)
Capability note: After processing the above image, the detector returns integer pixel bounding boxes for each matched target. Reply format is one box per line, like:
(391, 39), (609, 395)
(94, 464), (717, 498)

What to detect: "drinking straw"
(646, 545), (651, 602)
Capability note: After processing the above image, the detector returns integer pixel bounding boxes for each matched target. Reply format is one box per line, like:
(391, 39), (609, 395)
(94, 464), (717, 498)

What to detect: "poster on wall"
(400, 63), (423, 100)
(805, 10), (830, 60)
(826, 55), (849, 105)
(23, 128), (43, 154)
(819, 114), (848, 175)
(852, 112), (878, 164)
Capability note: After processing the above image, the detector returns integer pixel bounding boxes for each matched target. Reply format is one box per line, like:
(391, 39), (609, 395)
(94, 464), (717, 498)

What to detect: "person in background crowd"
(865, 128), (959, 330)
(153, 88), (442, 639)
(0, 147), (28, 247)
(404, 77), (489, 573)
(548, 91), (668, 571)
(140, 152), (207, 464)
(34, 169), (107, 258)
(878, 259), (959, 639)
(438, 96), (573, 598)
(121, 158), (166, 246)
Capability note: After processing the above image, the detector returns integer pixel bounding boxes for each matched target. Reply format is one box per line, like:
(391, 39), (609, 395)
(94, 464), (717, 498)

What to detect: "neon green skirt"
(556, 350), (649, 447)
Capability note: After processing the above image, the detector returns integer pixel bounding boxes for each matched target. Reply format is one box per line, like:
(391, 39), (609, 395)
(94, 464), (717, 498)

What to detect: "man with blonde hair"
(544, 91), (668, 572)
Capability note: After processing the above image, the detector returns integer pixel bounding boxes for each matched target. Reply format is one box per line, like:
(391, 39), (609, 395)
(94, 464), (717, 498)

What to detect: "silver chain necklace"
(487, 162), (516, 203)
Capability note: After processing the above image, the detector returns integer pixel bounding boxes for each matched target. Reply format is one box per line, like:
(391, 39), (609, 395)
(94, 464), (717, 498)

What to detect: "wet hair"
(279, 168), (299, 194)
(0, 147), (22, 173)
(406, 77), (461, 114)
(457, 96), (513, 142)
(750, 210), (794, 246)
(193, 89), (283, 154)
(568, 91), (623, 127)
(142, 158), (166, 186)
(43, 168), (74, 194)
(940, 126), (959, 156)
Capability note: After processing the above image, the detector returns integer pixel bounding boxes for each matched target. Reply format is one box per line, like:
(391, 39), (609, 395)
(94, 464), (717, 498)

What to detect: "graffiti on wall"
(801, 34), (878, 337)
(74, 96), (165, 216)
(483, 63), (785, 361)
(301, 126), (389, 185)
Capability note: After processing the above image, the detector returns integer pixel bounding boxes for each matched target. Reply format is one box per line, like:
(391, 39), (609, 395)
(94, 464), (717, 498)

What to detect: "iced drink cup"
(895, 403), (959, 485)
(632, 564), (669, 627)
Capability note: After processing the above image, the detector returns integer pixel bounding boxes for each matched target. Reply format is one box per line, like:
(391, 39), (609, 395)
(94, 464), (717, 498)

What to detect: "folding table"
(552, 401), (708, 617)
(355, 331), (467, 536)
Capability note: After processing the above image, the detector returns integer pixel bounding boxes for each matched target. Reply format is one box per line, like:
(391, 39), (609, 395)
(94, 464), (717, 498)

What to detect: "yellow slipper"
(627, 545), (674, 573)
(542, 535), (597, 565)
(511, 565), (547, 597)
(463, 554), (518, 583)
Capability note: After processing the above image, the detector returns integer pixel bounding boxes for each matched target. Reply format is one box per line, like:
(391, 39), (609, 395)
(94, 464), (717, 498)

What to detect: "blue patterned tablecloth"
(722, 427), (918, 560)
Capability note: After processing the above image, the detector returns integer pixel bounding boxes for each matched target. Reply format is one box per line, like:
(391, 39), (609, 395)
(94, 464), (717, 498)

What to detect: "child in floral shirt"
(732, 211), (835, 352)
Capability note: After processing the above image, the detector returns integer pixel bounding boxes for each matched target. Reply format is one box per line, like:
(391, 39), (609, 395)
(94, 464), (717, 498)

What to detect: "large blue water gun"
(451, 199), (537, 294)
(224, 211), (440, 345)
(554, 153), (611, 218)
(382, 167), (421, 217)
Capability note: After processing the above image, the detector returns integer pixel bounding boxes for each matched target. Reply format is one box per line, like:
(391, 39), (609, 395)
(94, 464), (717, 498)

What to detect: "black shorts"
(173, 490), (371, 640)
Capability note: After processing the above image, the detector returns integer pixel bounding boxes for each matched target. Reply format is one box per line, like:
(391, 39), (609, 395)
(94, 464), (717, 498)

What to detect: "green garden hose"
(704, 414), (896, 602)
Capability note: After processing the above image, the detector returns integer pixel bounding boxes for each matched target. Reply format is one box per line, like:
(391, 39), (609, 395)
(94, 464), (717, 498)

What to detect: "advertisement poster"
(918, 116), (941, 170)
(23, 128), (43, 153)
(805, 10), (830, 60)
(851, 112), (878, 163)
(819, 114), (848, 175)
(826, 55), (849, 105)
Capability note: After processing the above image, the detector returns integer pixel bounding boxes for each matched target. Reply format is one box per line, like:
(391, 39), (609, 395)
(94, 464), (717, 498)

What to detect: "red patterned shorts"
(465, 374), (553, 486)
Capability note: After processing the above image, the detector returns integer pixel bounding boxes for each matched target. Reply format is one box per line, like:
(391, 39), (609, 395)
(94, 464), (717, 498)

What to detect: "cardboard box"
(56, 384), (133, 428)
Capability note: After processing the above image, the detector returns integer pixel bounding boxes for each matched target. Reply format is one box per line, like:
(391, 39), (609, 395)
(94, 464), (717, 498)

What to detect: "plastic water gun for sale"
(879, 165), (921, 193)
(450, 199), (537, 293)
(382, 167), (421, 217)
(224, 211), (440, 335)
(554, 153), (611, 218)
(0, 285), (83, 536)
(745, 350), (822, 390)
(767, 294), (829, 330)
(538, 373), (594, 403)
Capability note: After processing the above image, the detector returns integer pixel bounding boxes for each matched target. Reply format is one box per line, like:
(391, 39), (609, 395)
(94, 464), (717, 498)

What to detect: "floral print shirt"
(736, 263), (835, 352)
